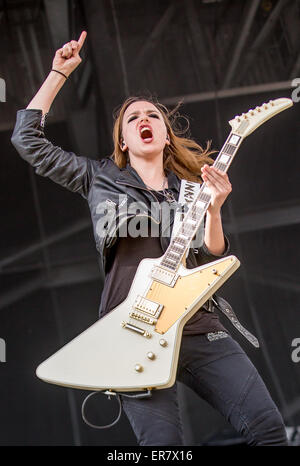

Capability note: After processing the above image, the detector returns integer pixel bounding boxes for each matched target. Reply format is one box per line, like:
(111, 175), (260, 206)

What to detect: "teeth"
(141, 127), (151, 134)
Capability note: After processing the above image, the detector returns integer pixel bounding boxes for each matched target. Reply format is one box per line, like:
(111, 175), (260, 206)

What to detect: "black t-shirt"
(99, 190), (227, 335)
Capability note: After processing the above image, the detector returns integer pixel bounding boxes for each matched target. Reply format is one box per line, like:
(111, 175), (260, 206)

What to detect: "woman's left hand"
(201, 164), (232, 215)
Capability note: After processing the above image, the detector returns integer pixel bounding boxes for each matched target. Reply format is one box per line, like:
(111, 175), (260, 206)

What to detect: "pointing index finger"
(77, 31), (87, 51)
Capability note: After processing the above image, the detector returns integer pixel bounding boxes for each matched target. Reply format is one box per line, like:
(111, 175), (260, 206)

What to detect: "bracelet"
(51, 69), (68, 80)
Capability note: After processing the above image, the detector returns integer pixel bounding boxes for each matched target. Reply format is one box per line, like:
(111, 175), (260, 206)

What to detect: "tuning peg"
(255, 106), (261, 112)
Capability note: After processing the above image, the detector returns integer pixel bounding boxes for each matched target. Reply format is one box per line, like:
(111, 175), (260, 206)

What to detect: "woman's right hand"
(52, 30), (87, 78)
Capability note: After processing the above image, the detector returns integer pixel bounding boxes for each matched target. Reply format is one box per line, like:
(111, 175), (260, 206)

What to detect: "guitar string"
(141, 148), (234, 319)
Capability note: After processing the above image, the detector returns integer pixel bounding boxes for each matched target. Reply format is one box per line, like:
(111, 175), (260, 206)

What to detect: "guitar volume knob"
(159, 339), (168, 347)
(135, 364), (143, 372)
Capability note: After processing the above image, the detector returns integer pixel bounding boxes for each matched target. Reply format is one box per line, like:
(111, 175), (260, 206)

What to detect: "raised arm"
(11, 31), (97, 199)
(27, 31), (87, 115)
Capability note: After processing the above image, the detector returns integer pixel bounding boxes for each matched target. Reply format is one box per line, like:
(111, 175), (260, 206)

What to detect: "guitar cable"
(81, 389), (152, 429)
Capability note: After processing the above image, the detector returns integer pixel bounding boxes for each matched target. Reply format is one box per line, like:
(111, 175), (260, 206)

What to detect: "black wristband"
(51, 69), (68, 80)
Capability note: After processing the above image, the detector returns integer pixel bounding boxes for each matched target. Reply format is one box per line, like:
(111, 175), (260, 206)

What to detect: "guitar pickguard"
(149, 256), (239, 334)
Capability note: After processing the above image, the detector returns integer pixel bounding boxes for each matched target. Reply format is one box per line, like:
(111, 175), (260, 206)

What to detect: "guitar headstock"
(229, 98), (293, 137)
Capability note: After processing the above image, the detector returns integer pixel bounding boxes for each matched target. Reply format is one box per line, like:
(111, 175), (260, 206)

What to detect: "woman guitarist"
(11, 31), (288, 446)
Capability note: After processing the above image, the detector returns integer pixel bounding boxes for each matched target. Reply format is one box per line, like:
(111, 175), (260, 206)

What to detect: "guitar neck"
(160, 132), (243, 271)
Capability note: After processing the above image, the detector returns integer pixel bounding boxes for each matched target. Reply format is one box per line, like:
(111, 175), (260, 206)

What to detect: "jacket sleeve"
(193, 234), (231, 266)
(10, 109), (96, 199)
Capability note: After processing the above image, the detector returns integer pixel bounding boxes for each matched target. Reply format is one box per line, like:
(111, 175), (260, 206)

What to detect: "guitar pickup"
(151, 266), (178, 287)
(133, 296), (164, 318)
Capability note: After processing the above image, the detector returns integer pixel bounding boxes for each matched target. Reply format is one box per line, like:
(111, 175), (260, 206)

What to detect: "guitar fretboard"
(160, 133), (242, 271)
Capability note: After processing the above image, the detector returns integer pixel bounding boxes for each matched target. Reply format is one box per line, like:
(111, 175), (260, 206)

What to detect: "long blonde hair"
(111, 96), (215, 182)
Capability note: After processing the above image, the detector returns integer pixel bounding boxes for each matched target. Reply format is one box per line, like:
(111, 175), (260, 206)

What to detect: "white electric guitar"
(36, 98), (293, 393)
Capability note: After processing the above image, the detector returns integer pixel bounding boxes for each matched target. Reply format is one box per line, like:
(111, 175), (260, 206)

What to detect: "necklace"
(144, 176), (176, 204)
(160, 189), (176, 204)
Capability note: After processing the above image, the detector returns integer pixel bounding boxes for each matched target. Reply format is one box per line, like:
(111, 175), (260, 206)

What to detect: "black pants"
(122, 333), (288, 446)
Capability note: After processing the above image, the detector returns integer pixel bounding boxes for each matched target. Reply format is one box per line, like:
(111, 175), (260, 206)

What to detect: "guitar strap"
(211, 296), (260, 348)
(172, 180), (259, 348)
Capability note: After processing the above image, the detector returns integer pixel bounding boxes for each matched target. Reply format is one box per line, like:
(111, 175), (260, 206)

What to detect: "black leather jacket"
(10, 109), (230, 273)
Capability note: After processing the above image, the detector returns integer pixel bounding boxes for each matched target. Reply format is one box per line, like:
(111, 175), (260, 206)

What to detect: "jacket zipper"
(100, 180), (162, 267)
(115, 179), (162, 224)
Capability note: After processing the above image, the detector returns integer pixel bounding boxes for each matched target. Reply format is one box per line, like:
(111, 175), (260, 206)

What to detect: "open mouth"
(140, 126), (153, 142)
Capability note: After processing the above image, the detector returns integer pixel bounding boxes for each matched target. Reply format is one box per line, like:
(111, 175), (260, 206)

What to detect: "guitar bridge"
(129, 311), (157, 325)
